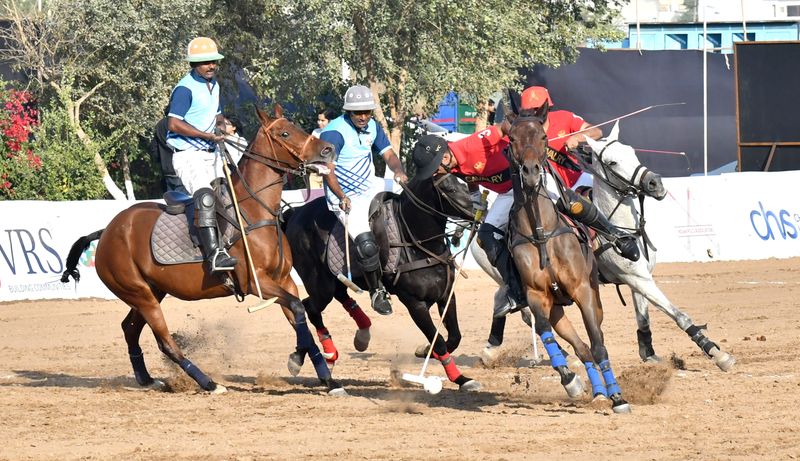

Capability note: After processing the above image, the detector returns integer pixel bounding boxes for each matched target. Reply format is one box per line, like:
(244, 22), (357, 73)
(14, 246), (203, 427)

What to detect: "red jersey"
(447, 125), (512, 193)
(546, 110), (586, 188)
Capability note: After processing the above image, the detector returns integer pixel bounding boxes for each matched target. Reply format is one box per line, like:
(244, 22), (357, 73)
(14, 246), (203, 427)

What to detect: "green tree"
(0, 0), (211, 199)
(212, 0), (623, 158)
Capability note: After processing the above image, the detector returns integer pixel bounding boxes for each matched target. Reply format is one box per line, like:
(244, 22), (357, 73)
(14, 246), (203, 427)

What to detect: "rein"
(218, 117), (318, 279)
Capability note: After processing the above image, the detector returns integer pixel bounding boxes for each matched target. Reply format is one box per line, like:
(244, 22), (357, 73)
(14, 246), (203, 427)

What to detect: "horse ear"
(274, 104), (284, 118)
(584, 133), (603, 153)
(256, 106), (271, 126)
(507, 88), (520, 116)
(536, 100), (550, 121)
(608, 120), (620, 142)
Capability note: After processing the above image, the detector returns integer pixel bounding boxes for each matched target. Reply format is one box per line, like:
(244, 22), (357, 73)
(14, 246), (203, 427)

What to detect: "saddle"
(150, 189), (240, 265)
(324, 191), (402, 278)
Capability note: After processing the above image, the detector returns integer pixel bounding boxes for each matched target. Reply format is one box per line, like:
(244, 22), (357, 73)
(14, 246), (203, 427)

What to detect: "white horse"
(473, 122), (735, 372)
(582, 122), (734, 371)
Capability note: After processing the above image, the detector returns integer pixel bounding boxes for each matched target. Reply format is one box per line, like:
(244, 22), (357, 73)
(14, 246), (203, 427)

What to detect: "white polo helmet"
(186, 37), (224, 62)
(342, 85), (377, 111)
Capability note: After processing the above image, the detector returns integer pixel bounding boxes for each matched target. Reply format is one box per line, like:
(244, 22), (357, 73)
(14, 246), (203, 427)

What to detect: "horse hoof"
(563, 374), (585, 398)
(567, 355), (583, 370)
(610, 393), (632, 414)
(210, 383), (228, 394)
(414, 344), (431, 359)
(643, 354), (662, 363)
(480, 344), (500, 366)
(459, 379), (482, 392)
(328, 387), (348, 397)
(287, 352), (304, 377)
(147, 379), (167, 391)
(712, 350), (736, 372)
(353, 328), (371, 352)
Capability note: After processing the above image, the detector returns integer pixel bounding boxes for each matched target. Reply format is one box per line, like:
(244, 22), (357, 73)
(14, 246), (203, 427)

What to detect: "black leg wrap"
(637, 328), (656, 360)
(686, 325), (718, 357)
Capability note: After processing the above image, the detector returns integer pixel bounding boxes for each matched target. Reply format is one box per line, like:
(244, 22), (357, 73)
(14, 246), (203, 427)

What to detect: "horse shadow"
(5, 370), (141, 389)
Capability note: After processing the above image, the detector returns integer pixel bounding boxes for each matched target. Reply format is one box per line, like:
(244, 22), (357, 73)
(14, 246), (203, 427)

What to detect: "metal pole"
(702, 0), (709, 176)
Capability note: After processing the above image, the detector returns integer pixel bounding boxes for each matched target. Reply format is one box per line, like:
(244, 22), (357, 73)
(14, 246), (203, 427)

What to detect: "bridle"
(506, 115), (575, 271)
(573, 140), (658, 260)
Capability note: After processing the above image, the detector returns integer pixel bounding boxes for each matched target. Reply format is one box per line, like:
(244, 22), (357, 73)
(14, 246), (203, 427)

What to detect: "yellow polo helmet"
(186, 37), (224, 62)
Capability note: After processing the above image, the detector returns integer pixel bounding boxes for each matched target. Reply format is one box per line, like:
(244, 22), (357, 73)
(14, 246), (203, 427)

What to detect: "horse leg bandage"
(599, 359), (622, 396)
(584, 362), (608, 397)
(316, 328), (339, 364)
(128, 345), (152, 386)
(433, 351), (462, 382)
(540, 331), (568, 368)
(343, 298), (371, 329)
(179, 358), (214, 391)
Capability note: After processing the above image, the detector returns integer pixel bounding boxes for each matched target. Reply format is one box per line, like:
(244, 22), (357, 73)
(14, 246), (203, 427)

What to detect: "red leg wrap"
(316, 328), (339, 364)
(343, 298), (372, 330)
(433, 351), (462, 382)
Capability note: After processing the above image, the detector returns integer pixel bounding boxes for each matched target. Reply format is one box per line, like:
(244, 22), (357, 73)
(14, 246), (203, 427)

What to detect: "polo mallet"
(335, 203), (363, 293)
(216, 136), (277, 313)
(402, 190), (489, 394)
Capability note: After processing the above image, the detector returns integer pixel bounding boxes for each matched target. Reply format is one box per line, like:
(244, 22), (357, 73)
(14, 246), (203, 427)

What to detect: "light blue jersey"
(166, 70), (221, 151)
(320, 115), (391, 204)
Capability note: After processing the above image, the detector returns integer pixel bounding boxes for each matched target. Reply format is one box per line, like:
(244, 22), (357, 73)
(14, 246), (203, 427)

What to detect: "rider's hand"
(565, 135), (581, 150)
(208, 132), (225, 143)
(339, 196), (351, 213)
(394, 171), (408, 184)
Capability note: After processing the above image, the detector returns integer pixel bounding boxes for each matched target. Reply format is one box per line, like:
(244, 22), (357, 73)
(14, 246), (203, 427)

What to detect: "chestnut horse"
(60, 106), (345, 395)
(505, 105), (631, 413)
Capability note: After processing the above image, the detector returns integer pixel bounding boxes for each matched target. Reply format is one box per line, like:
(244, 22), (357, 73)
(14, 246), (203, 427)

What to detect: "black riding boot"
(354, 232), (392, 315)
(194, 188), (238, 272)
(561, 190), (640, 262)
(477, 223), (527, 318)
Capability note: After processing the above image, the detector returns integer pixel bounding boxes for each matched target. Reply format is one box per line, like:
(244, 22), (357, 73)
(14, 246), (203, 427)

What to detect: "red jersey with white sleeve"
(447, 125), (512, 193)
(546, 110), (586, 188)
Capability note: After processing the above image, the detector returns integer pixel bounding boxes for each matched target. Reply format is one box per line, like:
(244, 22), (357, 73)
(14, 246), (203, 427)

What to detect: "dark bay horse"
(60, 106), (345, 394)
(284, 173), (482, 391)
(505, 105), (631, 413)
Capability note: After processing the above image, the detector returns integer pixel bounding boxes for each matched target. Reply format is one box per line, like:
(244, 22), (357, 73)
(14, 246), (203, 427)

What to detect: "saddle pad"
(325, 200), (401, 276)
(151, 212), (203, 265)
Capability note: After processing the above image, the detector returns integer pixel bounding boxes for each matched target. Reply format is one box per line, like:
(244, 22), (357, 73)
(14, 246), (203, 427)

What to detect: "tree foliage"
(1, 0), (624, 199)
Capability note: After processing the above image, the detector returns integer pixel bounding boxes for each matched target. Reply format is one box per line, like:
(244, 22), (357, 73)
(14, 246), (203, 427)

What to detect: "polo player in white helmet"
(319, 84), (408, 315)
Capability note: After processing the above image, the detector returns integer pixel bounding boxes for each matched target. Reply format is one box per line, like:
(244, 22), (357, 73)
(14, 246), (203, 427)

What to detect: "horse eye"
(281, 131), (290, 138)
(608, 161), (617, 166)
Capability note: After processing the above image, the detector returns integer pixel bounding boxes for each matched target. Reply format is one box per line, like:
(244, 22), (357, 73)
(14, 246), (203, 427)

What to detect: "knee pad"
(560, 189), (598, 222)
(477, 223), (505, 266)
(193, 188), (216, 227)
(354, 232), (381, 272)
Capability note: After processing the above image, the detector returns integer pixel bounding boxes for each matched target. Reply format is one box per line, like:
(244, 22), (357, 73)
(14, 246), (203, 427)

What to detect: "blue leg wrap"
(179, 358), (213, 391)
(127, 345), (151, 385)
(294, 313), (331, 381)
(540, 331), (567, 368)
(584, 362), (607, 397)
(599, 359), (621, 396)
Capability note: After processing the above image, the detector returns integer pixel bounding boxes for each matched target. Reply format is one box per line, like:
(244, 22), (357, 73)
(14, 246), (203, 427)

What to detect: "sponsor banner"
(1, 171), (796, 301)
(645, 171), (796, 262)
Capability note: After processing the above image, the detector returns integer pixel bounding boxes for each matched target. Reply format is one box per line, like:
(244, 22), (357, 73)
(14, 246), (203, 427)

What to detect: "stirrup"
(370, 289), (392, 316)
(208, 249), (238, 272)
(493, 295), (526, 319)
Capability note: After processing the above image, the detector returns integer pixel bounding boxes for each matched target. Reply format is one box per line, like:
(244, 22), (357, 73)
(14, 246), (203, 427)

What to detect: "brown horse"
(60, 106), (344, 395)
(504, 104), (631, 413)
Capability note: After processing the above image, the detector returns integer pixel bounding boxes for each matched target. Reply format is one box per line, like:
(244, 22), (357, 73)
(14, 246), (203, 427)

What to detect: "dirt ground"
(1, 257), (799, 461)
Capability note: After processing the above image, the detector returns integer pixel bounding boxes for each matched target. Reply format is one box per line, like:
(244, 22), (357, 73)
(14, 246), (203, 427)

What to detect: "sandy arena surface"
(1, 257), (799, 460)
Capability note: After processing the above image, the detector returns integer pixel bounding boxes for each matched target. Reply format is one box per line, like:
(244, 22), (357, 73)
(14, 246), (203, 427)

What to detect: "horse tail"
(60, 229), (104, 283)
